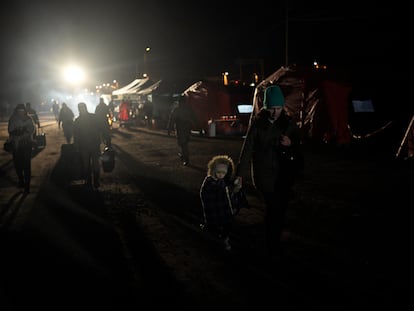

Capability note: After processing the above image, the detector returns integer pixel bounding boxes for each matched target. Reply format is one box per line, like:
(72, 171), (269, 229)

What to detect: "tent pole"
(395, 115), (414, 159)
(284, 0), (289, 67)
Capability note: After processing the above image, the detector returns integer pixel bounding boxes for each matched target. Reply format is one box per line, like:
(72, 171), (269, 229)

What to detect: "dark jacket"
(26, 107), (40, 128)
(58, 105), (75, 129)
(200, 176), (235, 226)
(167, 102), (197, 140)
(95, 102), (110, 121)
(8, 110), (35, 150)
(200, 154), (243, 226)
(237, 109), (301, 193)
(73, 112), (109, 152)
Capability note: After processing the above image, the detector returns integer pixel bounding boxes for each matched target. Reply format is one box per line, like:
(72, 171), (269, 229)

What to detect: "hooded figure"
(200, 154), (242, 251)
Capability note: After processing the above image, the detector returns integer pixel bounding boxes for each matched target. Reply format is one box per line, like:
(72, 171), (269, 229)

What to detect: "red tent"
(251, 65), (353, 146)
(183, 78), (254, 136)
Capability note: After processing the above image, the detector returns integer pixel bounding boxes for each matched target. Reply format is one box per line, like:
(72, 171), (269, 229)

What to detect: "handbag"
(3, 139), (14, 153)
(100, 145), (116, 172)
(35, 127), (46, 149)
(231, 188), (250, 215)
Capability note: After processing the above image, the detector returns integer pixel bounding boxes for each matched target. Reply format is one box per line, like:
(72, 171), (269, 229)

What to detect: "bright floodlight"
(63, 65), (85, 84)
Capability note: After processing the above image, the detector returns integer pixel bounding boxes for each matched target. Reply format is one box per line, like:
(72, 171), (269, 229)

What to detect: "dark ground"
(1, 112), (412, 310)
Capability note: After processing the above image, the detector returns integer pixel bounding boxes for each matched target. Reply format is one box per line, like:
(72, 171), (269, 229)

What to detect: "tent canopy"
(253, 65), (403, 148)
(112, 78), (149, 96)
(183, 78), (254, 135)
(137, 79), (162, 95)
(112, 78), (162, 99)
(252, 65), (353, 145)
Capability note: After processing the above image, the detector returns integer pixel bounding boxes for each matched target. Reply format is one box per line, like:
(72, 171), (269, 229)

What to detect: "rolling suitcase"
(60, 143), (84, 184)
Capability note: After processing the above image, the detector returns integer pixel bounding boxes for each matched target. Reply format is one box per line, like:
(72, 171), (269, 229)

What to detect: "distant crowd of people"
(6, 98), (112, 192)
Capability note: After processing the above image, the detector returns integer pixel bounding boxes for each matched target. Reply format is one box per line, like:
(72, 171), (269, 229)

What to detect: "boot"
(24, 184), (30, 194)
(18, 179), (24, 188)
(24, 176), (31, 194)
(17, 172), (24, 187)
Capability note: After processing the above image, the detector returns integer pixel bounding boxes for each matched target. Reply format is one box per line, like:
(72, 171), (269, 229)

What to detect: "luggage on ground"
(35, 127), (46, 149)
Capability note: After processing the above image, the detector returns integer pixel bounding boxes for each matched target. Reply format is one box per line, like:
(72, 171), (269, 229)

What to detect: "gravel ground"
(1, 114), (412, 309)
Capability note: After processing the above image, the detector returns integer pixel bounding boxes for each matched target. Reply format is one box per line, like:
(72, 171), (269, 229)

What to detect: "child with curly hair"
(200, 154), (243, 251)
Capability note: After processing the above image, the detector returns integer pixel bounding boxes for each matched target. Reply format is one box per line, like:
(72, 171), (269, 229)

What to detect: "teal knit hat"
(263, 85), (284, 108)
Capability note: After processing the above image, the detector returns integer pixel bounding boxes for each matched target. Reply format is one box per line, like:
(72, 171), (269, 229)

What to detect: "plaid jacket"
(200, 176), (234, 226)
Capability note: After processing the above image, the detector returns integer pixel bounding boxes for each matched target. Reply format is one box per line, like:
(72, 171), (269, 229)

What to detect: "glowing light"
(222, 72), (229, 86)
(63, 65), (85, 84)
(237, 104), (253, 113)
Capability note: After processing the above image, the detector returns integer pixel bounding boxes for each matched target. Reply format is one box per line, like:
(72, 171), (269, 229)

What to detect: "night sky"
(0, 0), (409, 105)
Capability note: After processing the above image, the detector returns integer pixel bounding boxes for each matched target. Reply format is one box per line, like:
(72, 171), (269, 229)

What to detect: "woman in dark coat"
(8, 103), (36, 193)
(236, 85), (302, 258)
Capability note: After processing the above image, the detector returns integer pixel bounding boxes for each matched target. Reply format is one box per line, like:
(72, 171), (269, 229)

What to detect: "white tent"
(112, 78), (162, 99)
(136, 80), (162, 95)
(112, 78), (149, 96)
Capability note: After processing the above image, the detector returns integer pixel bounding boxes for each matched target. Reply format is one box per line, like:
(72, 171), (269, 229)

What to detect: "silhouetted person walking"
(73, 102), (110, 189)
(167, 95), (197, 166)
(52, 100), (60, 122)
(8, 103), (36, 193)
(58, 102), (75, 143)
(94, 97), (111, 145)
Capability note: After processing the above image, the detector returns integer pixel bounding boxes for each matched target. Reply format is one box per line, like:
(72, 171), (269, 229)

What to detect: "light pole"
(285, 0), (289, 67)
(143, 46), (151, 77)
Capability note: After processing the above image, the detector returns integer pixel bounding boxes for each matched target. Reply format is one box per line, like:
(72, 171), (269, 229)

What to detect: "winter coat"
(201, 154), (249, 224)
(8, 112), (35, 150)
(237, 110), (301, 193)
(95, 102), (110, 121)
(167, 103), (197, 142)
(200, 176), (235, 226)
(26, 107), (40, 128)
(58, 106), (75, 129)
(73, 112), (108, 153)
